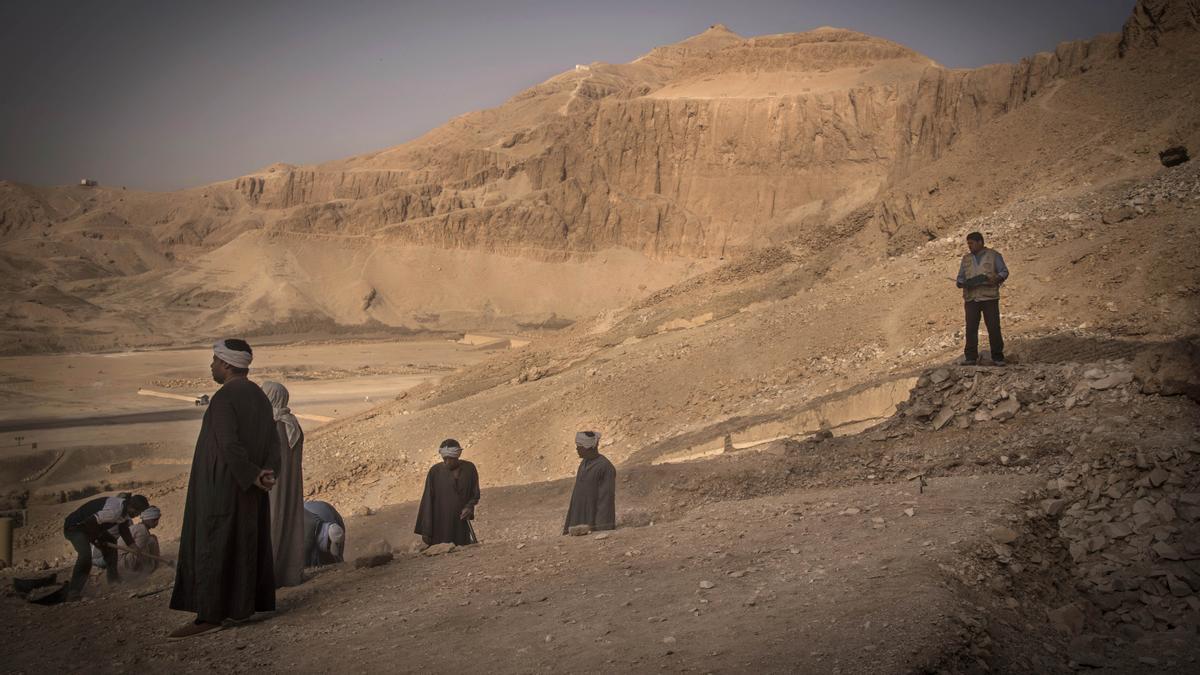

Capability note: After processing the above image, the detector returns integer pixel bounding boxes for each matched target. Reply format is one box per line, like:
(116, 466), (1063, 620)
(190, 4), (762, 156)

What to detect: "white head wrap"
(140, 506), (161, 522)
(213, 339), (253, 369)
(261, 380), (303, 448)
(575, 431), (600, 449)
(327, 523), (345, 556)
(438, 440), (463, 459)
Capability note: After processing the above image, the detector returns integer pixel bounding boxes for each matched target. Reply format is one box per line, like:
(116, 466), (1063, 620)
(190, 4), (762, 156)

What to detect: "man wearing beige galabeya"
(956, 232), (1009, 366)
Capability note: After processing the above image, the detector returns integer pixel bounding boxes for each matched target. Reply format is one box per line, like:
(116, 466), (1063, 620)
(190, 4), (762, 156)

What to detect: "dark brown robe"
(563, 453), (617, 534)
(414, 461), (480, 545)
(170, 377), (281, 623)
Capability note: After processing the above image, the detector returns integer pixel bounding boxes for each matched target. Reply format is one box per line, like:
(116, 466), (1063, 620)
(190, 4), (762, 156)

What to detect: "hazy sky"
(0, 0), (1133, 191)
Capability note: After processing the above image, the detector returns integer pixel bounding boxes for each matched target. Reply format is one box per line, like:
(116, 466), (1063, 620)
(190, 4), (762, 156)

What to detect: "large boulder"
(1133, 339), (1200, 402)
(1159, 145), (1189, 167)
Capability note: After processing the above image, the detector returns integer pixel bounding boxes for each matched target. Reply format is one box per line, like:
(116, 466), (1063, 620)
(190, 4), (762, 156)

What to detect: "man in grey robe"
(169, 339), (280, 639)
(414, 439), (480, 546)
(303, 500), (346, 567)
(262, 380), (305, 588)
(562, 431), (617, 534)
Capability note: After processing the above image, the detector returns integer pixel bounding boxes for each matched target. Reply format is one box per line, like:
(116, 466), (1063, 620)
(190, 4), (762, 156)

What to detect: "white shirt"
(93, 497), (131, 526)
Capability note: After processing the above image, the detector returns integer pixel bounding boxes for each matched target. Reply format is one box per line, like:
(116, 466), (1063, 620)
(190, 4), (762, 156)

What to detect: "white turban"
(438, 440), (463, 459)
(140, 506), (161, 522)
(213, 339), (253, 369)
(326, 524), (345, 557)
(575, 431), (600, 449)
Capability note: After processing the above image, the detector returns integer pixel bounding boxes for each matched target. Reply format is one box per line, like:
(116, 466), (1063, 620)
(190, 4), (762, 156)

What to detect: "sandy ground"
(0, 337), (508, 459)
(3, 383), (1197, 673)
(4, 477), (1031, 674)
(0, 336), (520, 555)
(2, 5), (1199, 673)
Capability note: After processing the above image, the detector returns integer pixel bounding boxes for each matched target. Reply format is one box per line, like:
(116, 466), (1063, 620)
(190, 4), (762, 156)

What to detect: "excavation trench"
(651, 375), (918, 465)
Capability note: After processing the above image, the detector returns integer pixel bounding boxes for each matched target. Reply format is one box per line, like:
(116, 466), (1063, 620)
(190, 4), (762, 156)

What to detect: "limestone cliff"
(3, 0), (1199, 350)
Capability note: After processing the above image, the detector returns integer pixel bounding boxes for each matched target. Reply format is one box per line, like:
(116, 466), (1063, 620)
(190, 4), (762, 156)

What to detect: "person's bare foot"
(167, 620), (222, 639)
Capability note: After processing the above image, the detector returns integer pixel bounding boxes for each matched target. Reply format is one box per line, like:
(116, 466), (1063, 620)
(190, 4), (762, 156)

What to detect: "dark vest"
(64, 497), (115, 528)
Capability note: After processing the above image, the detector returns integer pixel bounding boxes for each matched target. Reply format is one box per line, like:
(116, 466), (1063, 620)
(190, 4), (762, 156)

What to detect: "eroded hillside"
(3, 1), (1197, 352)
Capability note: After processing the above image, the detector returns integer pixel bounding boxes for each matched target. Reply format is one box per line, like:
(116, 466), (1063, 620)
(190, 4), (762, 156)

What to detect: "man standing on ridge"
(563, 431), (616, 534)
(169, 339), (280, 639)
(956, 232), (1009, 366)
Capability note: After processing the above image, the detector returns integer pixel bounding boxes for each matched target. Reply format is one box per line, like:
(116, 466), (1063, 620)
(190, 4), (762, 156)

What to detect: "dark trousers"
(64, 527), (117, 599)
(964, 299), (1004, 362)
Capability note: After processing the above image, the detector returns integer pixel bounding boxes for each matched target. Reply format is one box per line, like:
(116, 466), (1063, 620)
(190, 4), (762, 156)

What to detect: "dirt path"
(0, 476), (1037, 674)
(4, 359), (1198, 673)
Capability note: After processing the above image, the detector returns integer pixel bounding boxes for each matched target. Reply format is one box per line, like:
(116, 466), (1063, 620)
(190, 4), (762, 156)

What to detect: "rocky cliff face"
(3, 0), (1198, 349)
(7, 2), (1198, 265)
(213, 14), (1164, 261)
(1120, 0), (1200, 53)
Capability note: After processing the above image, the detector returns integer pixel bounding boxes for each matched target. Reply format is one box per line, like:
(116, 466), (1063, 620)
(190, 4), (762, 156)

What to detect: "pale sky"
(0, 0), (1133, 191)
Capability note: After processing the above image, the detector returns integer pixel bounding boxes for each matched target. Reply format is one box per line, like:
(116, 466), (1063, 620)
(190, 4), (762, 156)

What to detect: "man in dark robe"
(414, 439), (480, 546)
(563, 431), (617, 534)
(169, 338), (281, 639)
(303, 500), (346, 567)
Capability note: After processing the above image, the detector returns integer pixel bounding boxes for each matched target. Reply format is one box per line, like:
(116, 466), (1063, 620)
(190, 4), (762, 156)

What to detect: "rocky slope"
(3, 0), (1198, 352)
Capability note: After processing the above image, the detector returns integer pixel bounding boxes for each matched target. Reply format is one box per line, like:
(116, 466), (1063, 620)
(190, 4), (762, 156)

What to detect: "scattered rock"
(1132, 339), (1200, 402)
(352, 505), (374, 517)
(1152, 541), (1181, 560)
(991, 396), (1020, 422)
(1048, 603), (1085, 635)
(1103, 521), (1132, 539)
(1067, 635), (1107, 668)
(365, 539), (393, 556)
(1159, 145), (1189, 167)
(1041, 498), (1067, 516)
(423, 543), (457, 556)
(353, 552), (393, 569)
(989, 526), (1019, 545)
(1088, 371), (1133, 390)
(931, 405), (955, 431)
(1101, 206), (1136, 224)
(593, 532), (611, 541)
(568, 525), (592, 536)
(699, 581), (716, 589)
(906, 402), (937, 420)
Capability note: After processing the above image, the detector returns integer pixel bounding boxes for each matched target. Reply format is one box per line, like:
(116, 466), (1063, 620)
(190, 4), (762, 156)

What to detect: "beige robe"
(269, 422), (305, 587)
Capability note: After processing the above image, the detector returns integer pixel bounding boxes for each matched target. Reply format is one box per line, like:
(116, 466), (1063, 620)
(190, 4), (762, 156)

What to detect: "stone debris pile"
(894, 361), (1142, 433)
(893, 340), (1200, 436)
(1044, 444), (1200, 633)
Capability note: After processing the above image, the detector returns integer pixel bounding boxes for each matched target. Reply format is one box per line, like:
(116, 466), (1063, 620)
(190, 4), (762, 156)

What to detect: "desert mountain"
(289, 0), (1199, 500)
(1, 0), (1198, 354)
(3, 2), (1200, 670)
